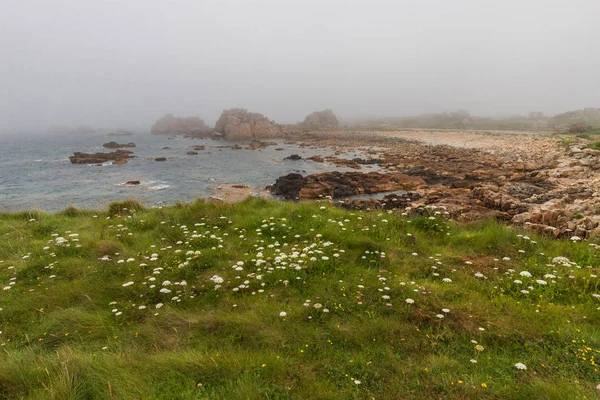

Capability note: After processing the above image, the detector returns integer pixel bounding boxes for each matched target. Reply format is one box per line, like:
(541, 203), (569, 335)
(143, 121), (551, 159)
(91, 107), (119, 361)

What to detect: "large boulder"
(214, 109), (281, 140)
(302, 109), (340, 129)
(151, 114), (210, 136)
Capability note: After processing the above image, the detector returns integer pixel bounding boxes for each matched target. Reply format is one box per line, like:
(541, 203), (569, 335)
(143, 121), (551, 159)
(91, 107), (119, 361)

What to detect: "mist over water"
(1, 0), (599, 134)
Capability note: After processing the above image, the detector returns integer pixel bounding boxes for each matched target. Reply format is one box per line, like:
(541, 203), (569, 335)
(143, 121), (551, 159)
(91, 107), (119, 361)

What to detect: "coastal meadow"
(0, 198), (599, 399)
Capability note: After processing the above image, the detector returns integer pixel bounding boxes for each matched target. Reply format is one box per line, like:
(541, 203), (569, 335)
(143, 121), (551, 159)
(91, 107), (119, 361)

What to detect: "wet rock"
(270, 171), (426, 200)
(231, 144), (242, 150)
(247, 140), (277, 149)
(322, 157), (360, 169)
(103, 141), (136, 149)
(193, 145), (205, 151)
(187, 151), (198, 155)
(284, 154), (302, 161)
(268, 173), (307, 200)
(125, 180), (140, 185)
(69, 150), (131, 164)
(307, 155), (324, 162)
(155, 157), (167, 162)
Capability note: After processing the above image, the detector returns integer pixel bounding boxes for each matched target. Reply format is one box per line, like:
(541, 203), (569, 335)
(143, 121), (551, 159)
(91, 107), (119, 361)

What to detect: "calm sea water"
(0, 133), (372, 212)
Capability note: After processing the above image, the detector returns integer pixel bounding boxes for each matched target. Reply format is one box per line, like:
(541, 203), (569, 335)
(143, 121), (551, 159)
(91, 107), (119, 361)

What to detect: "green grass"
(1, 198), (600, 399)
(586, 141), (600, 151)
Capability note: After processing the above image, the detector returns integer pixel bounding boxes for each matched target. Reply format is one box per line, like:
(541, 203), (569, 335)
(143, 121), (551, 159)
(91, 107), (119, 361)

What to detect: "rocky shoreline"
(266, 130), (600, 239)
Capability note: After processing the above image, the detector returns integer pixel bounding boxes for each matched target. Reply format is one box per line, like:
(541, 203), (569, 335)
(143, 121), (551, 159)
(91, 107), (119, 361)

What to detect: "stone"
(155, 157), (167, 162)
(247, 140), (277, 149)
(270, 171), (426, 200)
(302, 109), (340, 129)
(151, 114), (210, 136)
(214, 109), (281, 140)
(69, 149), (131, 164)
(284, 154), (302, 161)
(103, 141), (136, 149)
(187, 151), (198, 155)
(126, 180), (140, 185)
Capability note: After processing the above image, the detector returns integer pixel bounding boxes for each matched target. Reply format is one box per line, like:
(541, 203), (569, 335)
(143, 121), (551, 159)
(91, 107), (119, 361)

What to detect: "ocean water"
(0, 133), (374, 212)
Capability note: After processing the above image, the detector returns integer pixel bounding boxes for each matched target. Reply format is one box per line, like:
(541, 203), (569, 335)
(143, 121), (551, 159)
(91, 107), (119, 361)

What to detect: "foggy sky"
(1, 0), (599, 134)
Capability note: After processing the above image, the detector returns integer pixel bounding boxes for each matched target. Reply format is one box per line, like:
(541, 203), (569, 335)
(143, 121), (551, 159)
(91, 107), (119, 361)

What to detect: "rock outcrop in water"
(269, 171), (426, 200)
(214, 109), (281, 140)
(103, 141), (136, 149)
(302, 109), (340, 129)
(107, 129), (134, 137)
(69, 150), (132, 164)
(151, 114), (210, 136)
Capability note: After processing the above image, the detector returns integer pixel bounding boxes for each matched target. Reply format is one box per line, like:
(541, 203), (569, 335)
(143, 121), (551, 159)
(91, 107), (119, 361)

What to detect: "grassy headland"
(1, 198), (599, 399)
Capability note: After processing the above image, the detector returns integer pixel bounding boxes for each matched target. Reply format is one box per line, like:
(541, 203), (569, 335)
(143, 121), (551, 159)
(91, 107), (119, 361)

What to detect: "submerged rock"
(284, 154), (302, 161)
(247, 140), (277, 149)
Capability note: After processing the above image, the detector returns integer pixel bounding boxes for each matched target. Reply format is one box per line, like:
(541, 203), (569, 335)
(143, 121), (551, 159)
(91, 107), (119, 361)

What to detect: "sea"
(0, 132), (374, 212)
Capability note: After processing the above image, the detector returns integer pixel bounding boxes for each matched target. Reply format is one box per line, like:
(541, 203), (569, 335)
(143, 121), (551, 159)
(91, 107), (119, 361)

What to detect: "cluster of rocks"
(107, 129), (134, 137)
(151, 114), (210, 136)
(269, 171), (425, 200)
(329, 192), (417, 210)
(103, 141), (136, 149)
(214, 109), (281, 140)
(272, 130), (600, 238)
(69, 149), (133, 165)
(150, 109), (342, 140)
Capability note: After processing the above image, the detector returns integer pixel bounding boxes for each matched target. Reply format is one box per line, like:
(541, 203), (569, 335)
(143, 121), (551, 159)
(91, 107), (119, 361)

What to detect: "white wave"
(148, 184), (170, 191)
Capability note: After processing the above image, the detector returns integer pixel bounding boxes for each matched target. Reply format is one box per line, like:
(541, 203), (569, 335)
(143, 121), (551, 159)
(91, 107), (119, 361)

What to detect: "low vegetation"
(1, 198), (600, 399)
(356, 108), (600, 134)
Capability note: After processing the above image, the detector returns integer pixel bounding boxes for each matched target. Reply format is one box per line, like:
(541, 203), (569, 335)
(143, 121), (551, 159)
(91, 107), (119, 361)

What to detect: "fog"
(1, 0), (599, 134)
